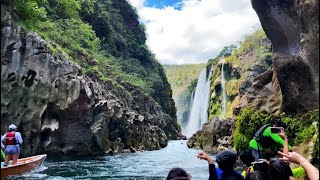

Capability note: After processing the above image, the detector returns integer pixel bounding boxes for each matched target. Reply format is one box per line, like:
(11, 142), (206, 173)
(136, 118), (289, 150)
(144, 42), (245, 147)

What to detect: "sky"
(127, 0), (261, 65)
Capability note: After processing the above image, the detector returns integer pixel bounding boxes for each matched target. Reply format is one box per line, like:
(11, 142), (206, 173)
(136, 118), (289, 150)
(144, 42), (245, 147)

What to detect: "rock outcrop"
(251, 0), (319, 114)
(187, 117), (235, 153)
(1, 22), (181, 156)
(235, 69), (282, 114)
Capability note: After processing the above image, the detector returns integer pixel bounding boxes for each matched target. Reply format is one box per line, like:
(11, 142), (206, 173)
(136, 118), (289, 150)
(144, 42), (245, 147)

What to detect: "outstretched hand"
(197, 152), (214, 164)
(278, 151), (305, 164)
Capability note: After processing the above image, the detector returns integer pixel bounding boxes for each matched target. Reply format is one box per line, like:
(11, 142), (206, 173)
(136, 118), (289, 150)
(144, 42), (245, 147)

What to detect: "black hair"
(245, 171), (269, 180)
(273, 120), (286, 129)
(166, 167), (190, 180)
(253, 161), (269, 176)
(269, 160), (293, 180)
(240, 150), (255, 167)
(216, 150), (237, 172)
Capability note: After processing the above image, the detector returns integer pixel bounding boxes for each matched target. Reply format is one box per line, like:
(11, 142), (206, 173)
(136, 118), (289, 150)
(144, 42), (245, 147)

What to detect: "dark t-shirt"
(209, 164), (244, 180)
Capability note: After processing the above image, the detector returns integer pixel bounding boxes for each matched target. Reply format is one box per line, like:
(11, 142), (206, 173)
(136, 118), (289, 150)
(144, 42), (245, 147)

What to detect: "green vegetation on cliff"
(1, 0), (176, 117)
(163, 64), (206, 100)
(207, 28), (272, 119)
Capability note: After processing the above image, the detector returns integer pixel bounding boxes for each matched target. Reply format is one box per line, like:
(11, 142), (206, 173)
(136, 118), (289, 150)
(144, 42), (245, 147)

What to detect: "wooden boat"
(1, 154), (47, 178)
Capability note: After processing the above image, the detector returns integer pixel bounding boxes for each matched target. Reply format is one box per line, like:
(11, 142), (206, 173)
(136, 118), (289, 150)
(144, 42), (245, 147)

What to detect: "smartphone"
(270, 127), (282, 133)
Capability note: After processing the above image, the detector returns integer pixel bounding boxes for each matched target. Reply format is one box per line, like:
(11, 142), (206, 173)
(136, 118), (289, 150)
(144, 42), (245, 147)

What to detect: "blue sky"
(145, 0), (183, 9)
(128, 0), (261, 65)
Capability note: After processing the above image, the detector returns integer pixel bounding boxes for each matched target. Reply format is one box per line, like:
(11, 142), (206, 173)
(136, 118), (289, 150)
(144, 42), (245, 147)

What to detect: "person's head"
(216, 150), (237, 172)
(253, 161), (269, 176)
(273, 120), (286, 129)
(245, 171), (269, 180)
(240, 150), (255, 167)
(8, 124), (17, 132)
(269, 160), (293, 180)
(166, 167), (191, 180)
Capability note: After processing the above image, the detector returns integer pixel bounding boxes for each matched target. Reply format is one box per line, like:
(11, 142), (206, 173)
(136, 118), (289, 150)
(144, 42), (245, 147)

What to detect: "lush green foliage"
(226, 79), (241, 97)
(217, 44), (237, 58)
(208, 28), (272, 119)
(14, 0), (47, 21)
(163, 64), (206, 99)
(236, 29), (272, 72)
(3, 0), (176, 116)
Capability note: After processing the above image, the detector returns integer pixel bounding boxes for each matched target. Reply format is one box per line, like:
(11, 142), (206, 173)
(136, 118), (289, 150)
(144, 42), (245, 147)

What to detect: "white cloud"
(128, 0), (261, 65)
(127, 0), (145, 10)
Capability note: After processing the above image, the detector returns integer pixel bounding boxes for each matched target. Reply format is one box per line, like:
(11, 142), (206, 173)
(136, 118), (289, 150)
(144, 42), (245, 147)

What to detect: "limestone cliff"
(1, 20), (180, 156)
(251, 0), (319, 114)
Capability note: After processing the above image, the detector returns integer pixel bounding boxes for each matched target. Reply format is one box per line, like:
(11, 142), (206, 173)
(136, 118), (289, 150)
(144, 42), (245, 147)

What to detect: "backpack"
(253, 124), (273, 149)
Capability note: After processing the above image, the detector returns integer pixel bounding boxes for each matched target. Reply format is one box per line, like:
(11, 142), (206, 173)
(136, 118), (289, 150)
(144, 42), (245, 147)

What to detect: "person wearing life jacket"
(1, 124), (23, 166)
(249, 120), (293, 161)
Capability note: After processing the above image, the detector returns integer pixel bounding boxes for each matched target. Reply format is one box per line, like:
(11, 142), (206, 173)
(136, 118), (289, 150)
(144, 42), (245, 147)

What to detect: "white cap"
(9, 124), (17, 130)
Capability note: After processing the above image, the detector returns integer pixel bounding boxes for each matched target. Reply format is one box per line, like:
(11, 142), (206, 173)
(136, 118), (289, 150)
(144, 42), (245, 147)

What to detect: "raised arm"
(266, 127), (292, 150)
(278, 151), (319, 180)
(278, 128), (288, 155)
(197, 152), (218, 180)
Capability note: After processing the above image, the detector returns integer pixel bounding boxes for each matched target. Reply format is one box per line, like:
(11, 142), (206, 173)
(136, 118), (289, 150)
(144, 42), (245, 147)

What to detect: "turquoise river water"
(8, 140), (217, 180)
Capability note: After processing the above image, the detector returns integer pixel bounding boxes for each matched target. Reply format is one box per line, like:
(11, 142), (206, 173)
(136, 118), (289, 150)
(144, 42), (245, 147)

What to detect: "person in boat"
(249, 120), (295, 161)
(1, 124), (23, 166)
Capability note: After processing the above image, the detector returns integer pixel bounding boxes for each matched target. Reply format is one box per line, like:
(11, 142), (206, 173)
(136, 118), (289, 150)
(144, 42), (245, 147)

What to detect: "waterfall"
(180, 91), (195, 135)
(221, 61), (227, 117)
(184, 67), (212, 138)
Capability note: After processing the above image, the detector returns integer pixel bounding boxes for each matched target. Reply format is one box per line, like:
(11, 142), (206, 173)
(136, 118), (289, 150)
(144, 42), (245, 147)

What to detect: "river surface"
(10, 140), (215, 180)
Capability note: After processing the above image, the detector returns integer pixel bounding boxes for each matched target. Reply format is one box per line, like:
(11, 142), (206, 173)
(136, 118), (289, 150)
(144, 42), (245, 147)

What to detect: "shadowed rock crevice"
(22, 70), (37, 87)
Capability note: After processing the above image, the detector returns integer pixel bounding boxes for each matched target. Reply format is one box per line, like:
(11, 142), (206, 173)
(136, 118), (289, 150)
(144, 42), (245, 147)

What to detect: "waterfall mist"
(183, 67), (212, 138)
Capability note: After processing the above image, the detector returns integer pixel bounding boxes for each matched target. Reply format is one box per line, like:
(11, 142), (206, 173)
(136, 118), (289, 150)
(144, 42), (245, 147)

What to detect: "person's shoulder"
(15, 132), (22, 136)
(264, 126), (271, 131)
(262, 126), (272, 135)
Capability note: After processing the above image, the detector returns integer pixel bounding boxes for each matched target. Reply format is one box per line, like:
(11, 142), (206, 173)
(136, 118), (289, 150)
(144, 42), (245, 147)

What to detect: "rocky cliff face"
(1, 22), (181, 156)
(235, 69), (282, 115)
(251, 0), (319, 114)
(187, 117), (235, 153)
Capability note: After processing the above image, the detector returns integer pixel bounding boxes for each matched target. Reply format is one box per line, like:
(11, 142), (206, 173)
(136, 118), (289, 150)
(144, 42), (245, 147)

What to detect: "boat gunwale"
(1, 154), (47, 169)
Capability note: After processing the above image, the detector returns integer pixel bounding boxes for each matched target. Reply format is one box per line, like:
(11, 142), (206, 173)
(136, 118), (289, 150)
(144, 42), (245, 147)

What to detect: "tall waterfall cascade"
(184, 67), (212, 138)
(221, 60), (227, 117)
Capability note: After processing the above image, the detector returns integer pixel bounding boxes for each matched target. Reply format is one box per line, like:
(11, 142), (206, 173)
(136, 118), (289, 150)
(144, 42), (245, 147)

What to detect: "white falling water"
(184, 67), (212, 138)
(221, 61), (227, 117)
(180, 91), (195, 133)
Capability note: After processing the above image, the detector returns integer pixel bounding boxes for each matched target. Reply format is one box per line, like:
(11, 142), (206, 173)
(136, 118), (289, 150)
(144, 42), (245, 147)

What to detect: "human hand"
(197, 152), (214, 164)
(278, 128), (286, 139)
(278, 151), (306, 165)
